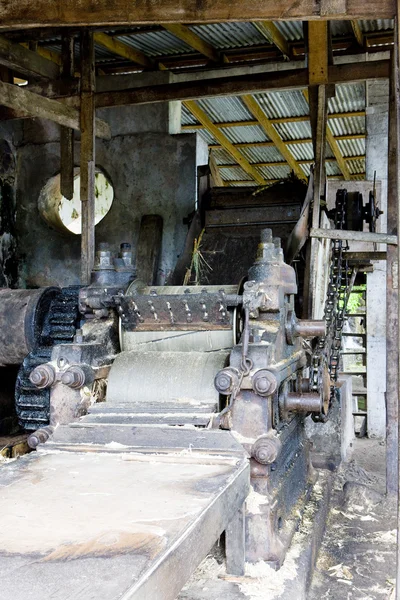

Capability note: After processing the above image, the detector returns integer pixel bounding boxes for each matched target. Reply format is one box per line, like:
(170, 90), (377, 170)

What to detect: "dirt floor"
(180, 438), (397, 600)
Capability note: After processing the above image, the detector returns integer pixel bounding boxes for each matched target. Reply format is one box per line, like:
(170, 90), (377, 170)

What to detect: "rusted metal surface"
(0, 287), (59, 366)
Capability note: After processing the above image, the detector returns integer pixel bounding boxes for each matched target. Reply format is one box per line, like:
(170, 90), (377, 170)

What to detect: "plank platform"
(0, 426), (249, 600)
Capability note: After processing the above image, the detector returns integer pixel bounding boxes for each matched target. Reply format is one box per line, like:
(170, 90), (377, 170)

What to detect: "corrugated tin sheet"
(115, 31), (192, 57)
(330, 21), (354, 37)
(222, 126), (269, 144)
(360, 19), (394, 32)
(337, 138), (366, 157)
(219, 167), (253, 181)
(326, 162), (342, 176)
(288, 142), (314, 161)
(347, 158), (366, 175)
(257, 164), (291, 180)
(254, 90), (309, 119)
(328, 83), (366, 113)
(181, 105), (198, 126)
(212, 148), (237, 165)
(239, 146), (285, 164)
(189, 23), (267, 49)
(230, 181), (258, 186)
(197, 97), (253, 123)
(328, 116), (366, 137)
(273, 21), (303, 42)
(274, 121), (312, 141)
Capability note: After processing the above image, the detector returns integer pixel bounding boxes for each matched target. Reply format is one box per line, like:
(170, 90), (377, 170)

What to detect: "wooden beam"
(184, 100), (265, 185)
(209, 151), (225, 186)
(254, 22), (290, 58)
(210, 133), (365, 150)
(163, 24), (219, 62)
(93, 61), (389, 109)
(217, 155), (365, 168)
(181, 111), (366, 130)
(60, 33), (75, 201)
(80, 30), (96, 286)
(351, 20), (364, 46)
(241, 94), (307, 181)
(0, 79), (110, 139)
(94, 32), (153, 69)
(0, 0), (394, 29)
(0, 34), (59, 79)
(310, 228), (398, 245)
(308, 22), (329, 85)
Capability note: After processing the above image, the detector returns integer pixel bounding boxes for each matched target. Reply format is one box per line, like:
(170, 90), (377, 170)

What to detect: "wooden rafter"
(253, 22), (290, 59)
(241, 94), (306, 181)
(163, 24), (219, 62)
(351, 20), (364, 46)
(94, 32), (153, 69)
(183, 100), (265, 185)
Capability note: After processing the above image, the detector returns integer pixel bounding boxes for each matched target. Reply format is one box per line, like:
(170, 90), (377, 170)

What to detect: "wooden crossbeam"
(183, 100), (265, 185)
(217, 156), (365, 168)
(253, 22), (290, 58)
(94, 32), (153, 69)
(210, 133), (365, 149)
(0, 0), (394, 29)
(163, 24), (219, 62)
(0, 79), (110, 139)
(241, 94), (307, 181)
(308, 22), (329, 85)
(181, 110), (366, 130)
(0, 34), (59, 79)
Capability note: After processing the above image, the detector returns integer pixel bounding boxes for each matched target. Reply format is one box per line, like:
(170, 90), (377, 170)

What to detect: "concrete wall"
(365, 80), (389, 439)
(0, 132), (18, 288)
(10, 105), (206, 288)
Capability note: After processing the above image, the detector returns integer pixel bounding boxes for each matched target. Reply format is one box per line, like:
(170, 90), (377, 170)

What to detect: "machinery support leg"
(225, 504), (246, 576)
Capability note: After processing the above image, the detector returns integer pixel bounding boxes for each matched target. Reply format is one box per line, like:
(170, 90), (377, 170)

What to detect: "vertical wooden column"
(60, 33), (75, 200)
(386, 45), (399, 498)
(80, 30), (95, 285)
(303, 22), (328, 318)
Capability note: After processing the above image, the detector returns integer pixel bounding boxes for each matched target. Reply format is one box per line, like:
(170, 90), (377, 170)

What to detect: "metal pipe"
(285, 392), (322, 414)
(295, 319), (326, 338)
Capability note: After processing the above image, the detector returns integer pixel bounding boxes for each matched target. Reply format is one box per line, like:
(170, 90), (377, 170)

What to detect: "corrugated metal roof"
(181, 105), (198, 126)
(328, 83), (366, 113)
(273, 21), (304, 42)
(211, 148), (237, 165)
(274, 121), (312, 141)
(115, 31), (192, 56)
(189, 22), (267, 49)
(219, 167), (253, 181)
(337, 138), (366, 157)
(239, 146), (286, 164)
(288, 142), (314, 161)
(347, 159), (366, 175)
(257, 164), (291, 180)
(197, 97), (253, 123)
(360, 19), (394, 32)
(222, 126), (269, 144)
(254, 90), (309, 119)
(328, 116), (365, 137)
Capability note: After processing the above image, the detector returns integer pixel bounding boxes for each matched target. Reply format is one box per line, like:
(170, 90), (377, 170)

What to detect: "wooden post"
(60, 33), (75, 200)
(80, 30), (95, 285)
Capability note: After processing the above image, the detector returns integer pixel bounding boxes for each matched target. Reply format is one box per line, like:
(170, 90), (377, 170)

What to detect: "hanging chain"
(311, 191), (357, 421)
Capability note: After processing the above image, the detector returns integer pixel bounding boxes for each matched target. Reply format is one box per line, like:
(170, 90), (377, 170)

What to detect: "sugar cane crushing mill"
(0, 228), (329, 599)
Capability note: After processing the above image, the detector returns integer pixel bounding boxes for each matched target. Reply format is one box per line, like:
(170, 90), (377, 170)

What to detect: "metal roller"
(106, 350), (229, 406)
(120, 282), (239, 353)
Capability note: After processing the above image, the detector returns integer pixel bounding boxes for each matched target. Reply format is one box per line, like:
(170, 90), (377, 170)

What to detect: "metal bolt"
(29, 364), (55, 389)
(214, 368), (240, 395)
(61, 366), (86, 389)
(252, 370), (277, 397)
(251, 435), (282, 465)
(27, 426), (55, 449)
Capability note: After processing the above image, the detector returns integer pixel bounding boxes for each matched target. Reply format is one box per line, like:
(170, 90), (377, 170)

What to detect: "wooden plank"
(93, 60), (389, 109)
(209, 151), (225, 187)
(241, 94), (307, 181)
(308, 22), (329, 85)
(80, 31), (96, 286)
(136, 215), (164, 285)
(0, 0), (394, 29)
(94, 32), (153, 69)
(205, 205), (300, 227)
(218, 155), (365, 168)
(0, 79), (110, 139)
(0, 33), (59, 79)
(163, 24), (219, 62)
(254, 21), (291, 58)
(310, 228), (398, 245)
(183, 100), (266, 185)
(60, 33), (75, 201)
(226, 505), (245, 576)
